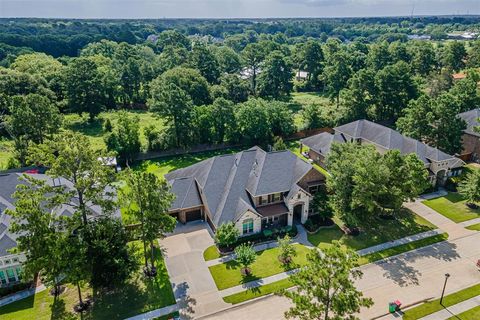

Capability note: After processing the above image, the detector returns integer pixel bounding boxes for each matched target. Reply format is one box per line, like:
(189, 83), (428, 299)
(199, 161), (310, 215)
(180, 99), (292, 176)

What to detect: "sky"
(0, 0), (479, 19)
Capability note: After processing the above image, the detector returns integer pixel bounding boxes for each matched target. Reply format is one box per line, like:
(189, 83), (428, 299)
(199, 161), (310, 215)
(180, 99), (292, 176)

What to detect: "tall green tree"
(323, 51), (352, 107)
(190, 42), (221, 84)
(242, 43), (266, 95)
(235, 99), (272, 144)
(295, 40), (324, 89)
(64, 57), (105, 121)
(467, 40), (480, 68)
(29, 131), (117, 226)
(258, 50), (293, 99)
(282, 242), (373, 320)
(6, 94), (61, 166)
(105, 112), (141, 166)
(442, 41), (467, 72)
(121, 171), (176, 274)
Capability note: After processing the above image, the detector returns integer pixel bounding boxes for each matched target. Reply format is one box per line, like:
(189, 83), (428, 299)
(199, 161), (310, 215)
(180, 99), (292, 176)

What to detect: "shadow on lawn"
(50, 297), (78, 320)
(376, 240), (460, 287)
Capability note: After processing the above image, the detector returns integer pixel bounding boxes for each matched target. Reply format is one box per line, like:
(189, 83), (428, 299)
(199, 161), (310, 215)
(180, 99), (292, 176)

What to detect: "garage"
(185, 209), (202, 222)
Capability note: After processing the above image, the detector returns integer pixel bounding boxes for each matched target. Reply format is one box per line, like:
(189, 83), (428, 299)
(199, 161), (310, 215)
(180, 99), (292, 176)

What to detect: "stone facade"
(235, 210), (262, 236)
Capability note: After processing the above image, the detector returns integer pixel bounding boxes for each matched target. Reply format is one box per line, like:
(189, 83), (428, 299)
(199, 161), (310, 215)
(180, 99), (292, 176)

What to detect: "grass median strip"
(358, 233), (448, 265)
(209, 244), (309, 290)
(446, 305), (480, 320)
(403, 283), (480, 320)
(466, 223), (480, 231)
(223, 278), (293, 304)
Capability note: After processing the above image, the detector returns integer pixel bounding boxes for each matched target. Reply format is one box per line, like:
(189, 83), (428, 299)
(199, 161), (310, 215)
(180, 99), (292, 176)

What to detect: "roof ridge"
(213, 151), (243, 219)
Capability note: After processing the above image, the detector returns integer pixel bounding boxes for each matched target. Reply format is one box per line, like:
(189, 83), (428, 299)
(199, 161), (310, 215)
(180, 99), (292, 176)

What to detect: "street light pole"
(440, 273), (450, 305)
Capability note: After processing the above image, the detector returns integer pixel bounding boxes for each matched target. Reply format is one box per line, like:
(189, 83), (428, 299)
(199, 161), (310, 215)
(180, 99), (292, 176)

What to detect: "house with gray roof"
(165, 147), (325, 236)
(0, 171), (118, 287)
(458, 109), (480, 161)
(300, 120), (464, 186)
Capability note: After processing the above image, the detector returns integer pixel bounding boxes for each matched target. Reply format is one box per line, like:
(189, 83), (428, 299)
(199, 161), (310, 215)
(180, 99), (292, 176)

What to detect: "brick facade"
(461, 133), (480, 161)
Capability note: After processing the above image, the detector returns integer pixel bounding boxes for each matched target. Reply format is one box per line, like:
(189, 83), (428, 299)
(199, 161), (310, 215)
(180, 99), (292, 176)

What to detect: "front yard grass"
(203, 245), (221, 261)
(0, 241), (175, 320)
(209, 244), (309, 290)
(307, 209), (436, 251)
(222, 233), (448, 305)
(402, 283), (480, 320)
(446, 306), (480, 320)
(422, 192), (480, 223)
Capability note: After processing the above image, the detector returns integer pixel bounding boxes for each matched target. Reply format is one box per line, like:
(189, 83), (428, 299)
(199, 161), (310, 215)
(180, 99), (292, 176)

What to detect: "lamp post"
(440, 273), (450, 305)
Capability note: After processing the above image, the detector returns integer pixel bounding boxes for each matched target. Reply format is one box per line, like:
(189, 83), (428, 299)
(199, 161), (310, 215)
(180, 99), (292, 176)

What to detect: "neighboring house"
(0, 170), (119, 287)
(165, 147), (326, 236)
(239, 67), (262, 80)
(458, 108), (480, 162)
(300, 120), (465, 186)
(295, 70), (309, 81)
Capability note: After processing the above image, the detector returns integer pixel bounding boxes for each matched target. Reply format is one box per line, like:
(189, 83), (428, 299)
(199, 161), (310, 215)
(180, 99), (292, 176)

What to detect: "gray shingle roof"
(166, 147), (313, 228)
(0, 234), (16, 257)
(302, 120), (459, 164)
(458, 108), (480, 138)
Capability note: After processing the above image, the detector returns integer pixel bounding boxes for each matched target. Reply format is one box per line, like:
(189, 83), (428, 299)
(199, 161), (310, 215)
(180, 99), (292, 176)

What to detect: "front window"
(242, 218), (254, 235)
(0, 271), (6, 285)
(6, 268), (16, 282)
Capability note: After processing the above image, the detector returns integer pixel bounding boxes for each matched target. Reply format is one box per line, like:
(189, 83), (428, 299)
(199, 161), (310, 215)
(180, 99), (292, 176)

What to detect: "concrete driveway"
(160, 221), (229, 318)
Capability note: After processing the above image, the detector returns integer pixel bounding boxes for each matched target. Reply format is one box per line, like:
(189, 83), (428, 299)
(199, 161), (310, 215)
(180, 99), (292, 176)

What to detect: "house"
(295, 70), (309, 81)
(458, 108), (480, 162)
(0, 171), (119, 287)
(165, 147), (326, 236)
(452, 73), (467, 81)
(300, 120), (465, 186)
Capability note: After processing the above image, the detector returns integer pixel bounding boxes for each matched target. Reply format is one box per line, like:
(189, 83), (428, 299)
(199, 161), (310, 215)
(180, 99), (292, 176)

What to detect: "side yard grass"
(403, 283), (480, 320)
(466, 223), (480, 231)
(209, 244), (309, 291)
(422, 192), (480, 223)
(307, 209), (435, 251)
(0, 241), (175, 320)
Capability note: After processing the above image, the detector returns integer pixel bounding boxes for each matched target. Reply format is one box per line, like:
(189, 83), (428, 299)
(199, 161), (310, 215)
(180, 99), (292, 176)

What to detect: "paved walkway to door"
(160, 221), (229, 319)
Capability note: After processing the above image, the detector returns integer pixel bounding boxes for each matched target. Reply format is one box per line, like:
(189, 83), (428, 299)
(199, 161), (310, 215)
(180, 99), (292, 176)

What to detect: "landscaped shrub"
(278, 234), (297, 264)
(0, 281), (32, 298)
(215, 222), (240, 249)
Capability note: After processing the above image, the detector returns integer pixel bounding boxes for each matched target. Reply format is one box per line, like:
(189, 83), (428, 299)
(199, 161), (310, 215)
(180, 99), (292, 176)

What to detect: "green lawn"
(64, 111), (165, 151)
(358, 233), (448, 265)
(133, 147), (243, 178)
(403, 283), (480, 320)
(203, 245), (221, 261)
(446, 306), (480, 320)
(0, 241), (175, 320)
(209, 244), (310, 290)
(308, 209), (436, 251)
(466, 223), (480, 231)
(422, 192), (480, 223)
(223, 278), (292, 304)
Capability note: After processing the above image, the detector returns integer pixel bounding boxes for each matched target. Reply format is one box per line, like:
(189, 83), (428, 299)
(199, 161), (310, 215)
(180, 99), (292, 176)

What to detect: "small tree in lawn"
(281, 241), (373, 320)
(235, 243), (256, 276)
(214, 222), (239, 249)
(278, 234), (296, 265)
(458, 170), (480, 209)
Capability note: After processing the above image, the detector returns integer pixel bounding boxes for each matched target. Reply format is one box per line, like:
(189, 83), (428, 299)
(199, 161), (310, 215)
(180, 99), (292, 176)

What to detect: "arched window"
(242, 218), (254, 235)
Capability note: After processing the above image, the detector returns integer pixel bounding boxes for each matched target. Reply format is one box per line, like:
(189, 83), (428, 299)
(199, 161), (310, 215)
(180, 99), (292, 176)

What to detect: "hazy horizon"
(0, 0), (479, 19)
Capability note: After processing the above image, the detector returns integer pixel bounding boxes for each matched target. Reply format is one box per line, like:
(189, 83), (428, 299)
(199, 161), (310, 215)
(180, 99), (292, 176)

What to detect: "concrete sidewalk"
(418, 295), (480, 320)
(124, 303), (179, 320)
